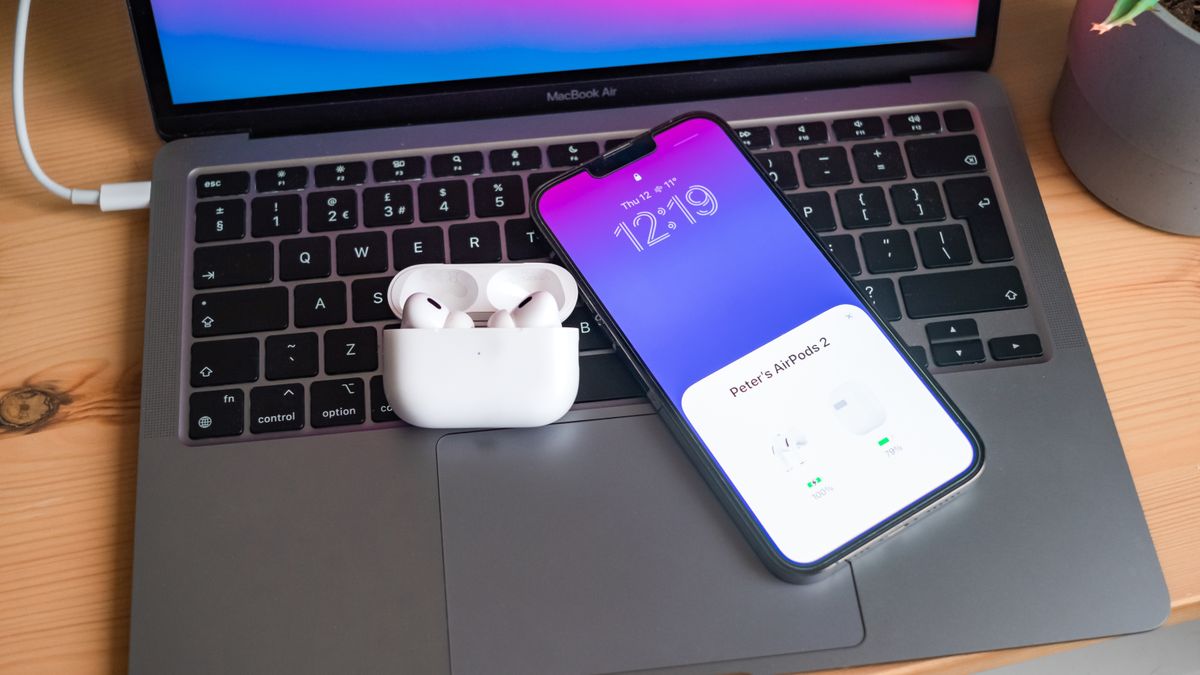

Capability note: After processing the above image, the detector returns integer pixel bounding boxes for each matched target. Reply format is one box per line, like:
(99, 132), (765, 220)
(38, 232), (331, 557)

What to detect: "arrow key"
(988, 334), (1044, 361)
(931, 339), (986, 367)
(191, 337), (259, 386)
(250, 384), (306, 433)
(925, 318), (979, 343)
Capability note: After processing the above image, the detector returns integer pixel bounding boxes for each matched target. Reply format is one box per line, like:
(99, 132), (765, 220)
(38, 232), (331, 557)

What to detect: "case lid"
(387, 263), (579, 322)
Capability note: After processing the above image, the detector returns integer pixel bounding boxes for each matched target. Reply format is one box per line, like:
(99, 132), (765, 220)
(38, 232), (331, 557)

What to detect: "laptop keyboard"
(183, 104), (1047, 442)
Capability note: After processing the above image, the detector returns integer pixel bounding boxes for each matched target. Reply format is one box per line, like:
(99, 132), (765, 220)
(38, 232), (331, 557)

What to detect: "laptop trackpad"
(437, 414), (864, 675)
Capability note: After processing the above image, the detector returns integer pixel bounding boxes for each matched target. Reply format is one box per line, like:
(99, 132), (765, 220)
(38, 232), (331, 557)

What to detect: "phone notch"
(586, 133), (656, 178)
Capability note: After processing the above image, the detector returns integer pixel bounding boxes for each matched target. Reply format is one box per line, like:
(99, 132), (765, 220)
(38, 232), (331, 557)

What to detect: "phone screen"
(536, 115), (979, 566)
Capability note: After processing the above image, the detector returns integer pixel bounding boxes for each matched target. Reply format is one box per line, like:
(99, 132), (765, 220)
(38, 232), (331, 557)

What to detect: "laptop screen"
(150, 0), (982, 105)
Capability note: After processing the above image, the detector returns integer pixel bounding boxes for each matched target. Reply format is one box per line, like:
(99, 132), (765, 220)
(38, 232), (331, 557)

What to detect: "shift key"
(193, 287), (289, 337)
(899, 266), (1028, 319)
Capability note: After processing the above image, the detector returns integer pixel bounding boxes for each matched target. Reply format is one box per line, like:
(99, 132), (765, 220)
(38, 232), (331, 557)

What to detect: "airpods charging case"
(383, 263), (580, 428)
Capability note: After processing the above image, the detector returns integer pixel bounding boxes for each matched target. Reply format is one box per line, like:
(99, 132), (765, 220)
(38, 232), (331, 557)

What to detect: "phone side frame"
(530, 110), (985, 583)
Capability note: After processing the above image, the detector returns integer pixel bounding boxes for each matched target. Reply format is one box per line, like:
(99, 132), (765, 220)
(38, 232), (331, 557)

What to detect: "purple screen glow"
(149, 0), (981, 104)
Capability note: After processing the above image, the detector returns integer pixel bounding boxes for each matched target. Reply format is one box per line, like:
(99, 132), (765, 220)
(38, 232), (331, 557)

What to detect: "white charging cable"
(12, 0), (151, 211)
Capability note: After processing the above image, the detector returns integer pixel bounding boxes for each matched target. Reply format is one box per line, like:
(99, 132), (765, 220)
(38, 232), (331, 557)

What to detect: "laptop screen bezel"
(125, 0), (1000, 140)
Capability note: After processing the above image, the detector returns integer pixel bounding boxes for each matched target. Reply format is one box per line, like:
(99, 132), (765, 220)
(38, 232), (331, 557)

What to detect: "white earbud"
(443, 310), (475, 329)
(402, 293), (477, 329)
(509, 291), (560, 327)
(486, 309), (516, 328)
(401, 293), (449, 328)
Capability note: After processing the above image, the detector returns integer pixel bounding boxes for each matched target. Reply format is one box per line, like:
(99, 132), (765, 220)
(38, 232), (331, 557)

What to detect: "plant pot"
(1052, 0), (1200, 236)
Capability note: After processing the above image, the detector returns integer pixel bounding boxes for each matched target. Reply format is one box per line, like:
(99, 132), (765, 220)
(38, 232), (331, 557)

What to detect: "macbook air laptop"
(125, 1), (1168, 673)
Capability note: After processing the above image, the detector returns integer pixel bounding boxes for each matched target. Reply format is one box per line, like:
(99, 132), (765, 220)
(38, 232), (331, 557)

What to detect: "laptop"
(125, 1), (1169, 673)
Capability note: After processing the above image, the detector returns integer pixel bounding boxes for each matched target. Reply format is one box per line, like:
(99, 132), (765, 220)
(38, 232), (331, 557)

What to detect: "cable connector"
(99, 181), (152, 211)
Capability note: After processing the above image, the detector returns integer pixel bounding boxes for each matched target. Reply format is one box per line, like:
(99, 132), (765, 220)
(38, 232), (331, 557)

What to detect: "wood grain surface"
(1, 1), (1197, 673)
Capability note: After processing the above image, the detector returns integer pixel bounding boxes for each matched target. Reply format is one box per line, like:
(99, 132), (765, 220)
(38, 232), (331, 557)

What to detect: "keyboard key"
(906, 135), (986, 177)
(449, 221), (502, 263)
(192, 287), (288, 337)
(373, 156), (425, 182)
(944, 177), (1013, 263)
(899, 266), (1028, 319)
(196, 172), (249, 199)
(836, 187), (891, 229)
(888, 112), (941, 136)
(294, 281), (347, 327)
(195, 200), (245, 242)
(311, 378), (366, 427)
(336, 232), (388, 275)
(249, 384), (305, 433)
(194, 242), (273, 289)
(603, 138), (633, 151)
(855, 279), (901, 321)
(431, 151), (484, 177)
(943, 108), (975, 132)
(279, 236), (332, 281)
(564, 303), (611, 351)
(251, 195), (302, 237)
(754, 152), (799, 190)
(370, 375), (400, 422)
(324, 327), (378, 375)
(821, 235), (861, 276)
(314, 161), (367, 187)
(776, 122), (828, 147)
(576, 353), (643, 403)
(926, 318), (979, 342)
(735, 127), (772, 149)
(547, 142), (600, 167)
(860, 231), (917, 273)
(418, 180), (469, 222)
(787, 192), (837, 232)
(188, 389), (243, 439)
(931, 339), (986, 367)
(916, 225), (973, 268)
(890, 182), (946, 224)
(191, 337), (259, 387)
(352, 276), (398, 322)
(528, 171), (563, 196)
(505, 218), (551, 260)
(473, 175), (526, 218)
(852, 142), (906, 182)
(490, 147), (541, 172)
(393, 227), (446, 268)
(255, 166), (308, 192)
(308, 190), (358, 231)
(907, 345), (928, 368)
(832, 116), (884, 141)
(989, 334), (1044, 361)
(265, 332), (319, 380)
(363, 185), (414, 227)
(799, 147), (853, 187)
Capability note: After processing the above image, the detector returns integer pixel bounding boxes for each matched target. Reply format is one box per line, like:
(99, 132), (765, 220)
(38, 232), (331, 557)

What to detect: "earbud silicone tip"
(443, 311), (475, 329)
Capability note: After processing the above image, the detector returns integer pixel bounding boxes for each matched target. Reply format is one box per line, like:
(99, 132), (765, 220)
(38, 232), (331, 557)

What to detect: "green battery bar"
(877, 437), (890, 446)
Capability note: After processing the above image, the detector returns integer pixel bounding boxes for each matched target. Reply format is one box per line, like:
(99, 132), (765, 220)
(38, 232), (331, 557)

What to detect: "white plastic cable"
(12, 0), (150, 210)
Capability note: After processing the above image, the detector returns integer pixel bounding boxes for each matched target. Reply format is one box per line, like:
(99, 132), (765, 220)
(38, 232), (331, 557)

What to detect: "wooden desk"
(1, 1), (1196, 672)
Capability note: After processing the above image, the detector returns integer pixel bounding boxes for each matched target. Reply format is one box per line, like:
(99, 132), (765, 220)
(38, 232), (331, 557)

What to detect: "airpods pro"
(383, 263), (580, 428)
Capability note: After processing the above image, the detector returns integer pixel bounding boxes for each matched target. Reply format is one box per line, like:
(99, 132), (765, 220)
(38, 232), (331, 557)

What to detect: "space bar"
(899, 266), (1028, 319)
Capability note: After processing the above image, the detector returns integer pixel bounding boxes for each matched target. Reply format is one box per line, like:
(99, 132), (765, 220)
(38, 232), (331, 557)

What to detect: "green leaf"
(1101, 0), (1159, 26)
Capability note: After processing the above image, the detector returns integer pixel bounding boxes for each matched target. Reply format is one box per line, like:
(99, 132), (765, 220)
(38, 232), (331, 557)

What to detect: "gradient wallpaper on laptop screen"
(150, 0), (981, 104)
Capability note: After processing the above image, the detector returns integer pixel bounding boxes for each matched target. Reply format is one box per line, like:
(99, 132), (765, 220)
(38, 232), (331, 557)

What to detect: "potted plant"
(1052, 0), (1200, 236)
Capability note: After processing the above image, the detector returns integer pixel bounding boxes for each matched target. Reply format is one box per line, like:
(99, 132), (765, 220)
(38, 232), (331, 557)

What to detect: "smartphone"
(532, 112), (983, 582)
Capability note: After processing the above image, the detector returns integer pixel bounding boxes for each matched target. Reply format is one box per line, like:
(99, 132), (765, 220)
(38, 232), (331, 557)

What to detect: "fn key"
(189, 389), (243, 439)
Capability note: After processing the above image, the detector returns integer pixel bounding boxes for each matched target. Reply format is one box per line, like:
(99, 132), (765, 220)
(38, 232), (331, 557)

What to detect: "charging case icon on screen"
(770, 428), (808, 472)
(830, 382), (886, 435)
